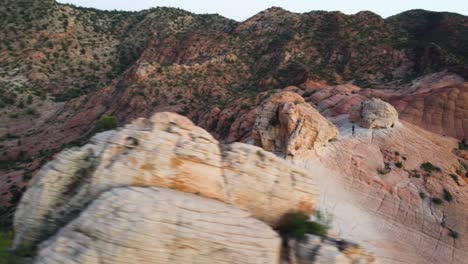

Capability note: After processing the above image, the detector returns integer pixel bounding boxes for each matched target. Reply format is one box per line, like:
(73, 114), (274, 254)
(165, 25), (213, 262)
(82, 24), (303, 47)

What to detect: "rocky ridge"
(13, 112), (319, 248)
(10, 112), (375, 264)
(35, 187), (281, 264)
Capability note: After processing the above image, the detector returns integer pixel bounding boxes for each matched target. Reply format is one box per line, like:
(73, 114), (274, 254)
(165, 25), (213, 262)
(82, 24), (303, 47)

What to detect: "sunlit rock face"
(350, 98), (399, 129)
(13, 112), (318, 249)
(34, 187), (282, 264)
(253, 91), (339, 157)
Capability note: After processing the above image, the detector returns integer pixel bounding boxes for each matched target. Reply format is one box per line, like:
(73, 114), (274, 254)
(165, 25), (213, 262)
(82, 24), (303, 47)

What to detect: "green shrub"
(240, 103), (249, 110)
(0, 229), (13, 263)
(448, 230), (459, 239)
(24, 108), (35, 115)
(395, 162), (403, 168)
(419, 192), (426, 199)
(256, 150), (265, 158)
(449, 174), (459, 184)
(377, 168), (387, 175)
(0, 229), (29, 264)
(443, 189), (453, 202)
(420, 162), (441, 174)
(431, 197), (443, 205)
(277, 211), (330, 239)
(95, 115), (118, 132)
(459, 141), (467, 150)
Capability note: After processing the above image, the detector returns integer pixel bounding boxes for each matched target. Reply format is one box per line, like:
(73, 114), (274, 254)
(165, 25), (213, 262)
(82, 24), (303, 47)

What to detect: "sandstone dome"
(350, 98), (399, 129)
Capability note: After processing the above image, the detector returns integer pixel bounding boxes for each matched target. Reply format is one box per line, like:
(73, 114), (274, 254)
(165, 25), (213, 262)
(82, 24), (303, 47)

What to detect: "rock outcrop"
(390, 81), (468, 140)
(287, 235), (375, 264)
(253, 91), (338, 156)
(35, 187), (281, 264)
(13, 112), (318, 249)
(295, 117), (468, 264)
(300, 73), (467, 139)
(350, 98), (398, 129)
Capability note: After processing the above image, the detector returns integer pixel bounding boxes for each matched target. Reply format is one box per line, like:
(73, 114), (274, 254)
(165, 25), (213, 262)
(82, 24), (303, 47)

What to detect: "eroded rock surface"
(35, 187), (281, 264)
(253, 91), (338, 156)
(294, 117), (468, 264)
(350, 98), (398, 129)
(13, 112), (318, 249)
(287, 235), (375, 264)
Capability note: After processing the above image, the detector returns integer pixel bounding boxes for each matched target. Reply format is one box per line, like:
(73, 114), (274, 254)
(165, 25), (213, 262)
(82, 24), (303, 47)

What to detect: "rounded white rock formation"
(350, 98), (398, 129)
(13, 112), (318, 249)
(34, 187), (281, 264)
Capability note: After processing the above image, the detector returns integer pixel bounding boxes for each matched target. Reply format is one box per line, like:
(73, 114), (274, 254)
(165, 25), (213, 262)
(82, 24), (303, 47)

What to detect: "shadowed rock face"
(253, 91), (339, 157)
(34, 187), (282, 264)
(350, 98), (399, 129)
(13, 112), (318, 249)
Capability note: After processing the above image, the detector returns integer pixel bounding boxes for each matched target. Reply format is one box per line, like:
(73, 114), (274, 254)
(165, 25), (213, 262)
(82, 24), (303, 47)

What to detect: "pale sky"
(57, 0), (468, 21)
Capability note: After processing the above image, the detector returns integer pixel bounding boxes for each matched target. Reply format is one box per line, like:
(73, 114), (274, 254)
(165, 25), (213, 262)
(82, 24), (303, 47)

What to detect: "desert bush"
(431, 197), (443, 205)
(412, 170), (421, 178)
(459, 140), (467, 150)
(0, 227), (33, 263)
(419, 192), (426, 199)
(277, 211), (331, 239)
(377, 168), (387, 175)
(0, 229), (15, 263)
(443, 189), (453, 202)
(95, 115), (118, 132)
(448, 230), (459, 239)
(420, 162), (441, 174)
(24, 107), (35, 115)
(449, 174), (459, 184)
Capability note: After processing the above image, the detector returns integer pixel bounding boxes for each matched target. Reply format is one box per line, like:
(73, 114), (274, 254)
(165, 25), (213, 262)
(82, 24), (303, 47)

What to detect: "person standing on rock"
(352, 125), (355, 136)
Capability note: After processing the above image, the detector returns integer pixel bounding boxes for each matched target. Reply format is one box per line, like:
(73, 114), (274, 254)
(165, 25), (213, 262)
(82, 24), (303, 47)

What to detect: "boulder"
(350, 98), (398, 129)
(286, 235), (375, 264)
(34, 187), (281, 264)
(252, 91), (339, 156)
(13, 112), (318, 249)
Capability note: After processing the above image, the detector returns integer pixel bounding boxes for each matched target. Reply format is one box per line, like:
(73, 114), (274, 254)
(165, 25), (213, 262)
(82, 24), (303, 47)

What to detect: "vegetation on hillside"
(277, 211), (332, 239)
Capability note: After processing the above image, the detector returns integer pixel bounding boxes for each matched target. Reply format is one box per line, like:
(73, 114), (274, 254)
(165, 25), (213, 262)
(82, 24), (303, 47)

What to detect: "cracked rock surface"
(294, 116), (468, 264)
(253, 91), (339, 157)
(13, 112), (318, 249)
(350, 98), (398, 129)
(34, 187), (281, 264)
